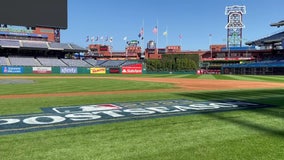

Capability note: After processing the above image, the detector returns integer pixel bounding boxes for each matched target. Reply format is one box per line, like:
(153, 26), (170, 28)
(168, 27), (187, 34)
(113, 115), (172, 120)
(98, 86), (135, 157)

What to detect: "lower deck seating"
(37, 57), (67, 67)
(9, 57), (41, 66)
(0, 56), (142, 68)
(61, 59), (92, 67)
(0, 57), (9, 65)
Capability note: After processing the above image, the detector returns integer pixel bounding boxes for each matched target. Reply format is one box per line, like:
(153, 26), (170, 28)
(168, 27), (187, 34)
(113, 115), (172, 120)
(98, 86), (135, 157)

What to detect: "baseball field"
(0, 74), (283, 160)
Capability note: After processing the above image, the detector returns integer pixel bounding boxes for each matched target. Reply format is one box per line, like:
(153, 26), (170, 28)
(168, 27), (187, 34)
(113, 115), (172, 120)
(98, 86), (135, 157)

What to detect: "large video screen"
(0, 0), (67, 29)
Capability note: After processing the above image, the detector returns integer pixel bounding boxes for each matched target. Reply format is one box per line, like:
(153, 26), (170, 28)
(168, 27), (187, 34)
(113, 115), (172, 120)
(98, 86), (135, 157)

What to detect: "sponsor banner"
(122, 63), (142, 74)
(197, 69), (220, 75)
(2, 66), (23, 74)
(0, 100), (271, 135)
(60, 67), (78, 74)
(90, 67), (106, 74)
(33, 67), (52, 74)
(109, 68), (120, 74)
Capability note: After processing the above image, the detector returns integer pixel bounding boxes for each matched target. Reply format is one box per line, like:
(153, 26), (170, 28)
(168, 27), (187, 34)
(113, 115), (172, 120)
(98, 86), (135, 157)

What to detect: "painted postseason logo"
(0, 100), (271, 135)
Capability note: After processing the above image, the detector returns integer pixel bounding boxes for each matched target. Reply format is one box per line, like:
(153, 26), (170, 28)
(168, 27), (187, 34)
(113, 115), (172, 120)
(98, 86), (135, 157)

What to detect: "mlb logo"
(52, 104), (122, 114)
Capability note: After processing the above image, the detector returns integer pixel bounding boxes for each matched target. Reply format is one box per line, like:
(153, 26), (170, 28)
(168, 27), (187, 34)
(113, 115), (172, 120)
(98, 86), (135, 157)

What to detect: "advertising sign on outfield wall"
(2, 66), (23, 74)
(33, 67), (52, 74)
(90, 68), (106, 74)
(121, 64), (142, 74)
(109, 68), (120, 74)
(60, 67), (78, 74)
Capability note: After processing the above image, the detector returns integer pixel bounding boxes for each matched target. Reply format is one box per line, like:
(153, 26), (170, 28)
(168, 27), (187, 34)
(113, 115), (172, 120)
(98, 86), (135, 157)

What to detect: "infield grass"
(0, 74), (284, 160)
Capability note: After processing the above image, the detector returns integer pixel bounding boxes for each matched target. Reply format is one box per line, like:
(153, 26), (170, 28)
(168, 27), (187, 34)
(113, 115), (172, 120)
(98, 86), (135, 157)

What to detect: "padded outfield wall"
(0, 64), (146, 75)
(0, 63), (198, 75)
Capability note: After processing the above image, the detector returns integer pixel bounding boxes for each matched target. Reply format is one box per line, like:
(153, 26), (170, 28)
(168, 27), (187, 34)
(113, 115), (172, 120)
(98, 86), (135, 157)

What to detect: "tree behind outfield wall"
(145, 54), (199, 72)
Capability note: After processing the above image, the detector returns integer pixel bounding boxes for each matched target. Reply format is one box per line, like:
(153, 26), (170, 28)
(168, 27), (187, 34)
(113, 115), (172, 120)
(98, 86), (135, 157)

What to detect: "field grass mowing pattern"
(0, 74), (284, 159)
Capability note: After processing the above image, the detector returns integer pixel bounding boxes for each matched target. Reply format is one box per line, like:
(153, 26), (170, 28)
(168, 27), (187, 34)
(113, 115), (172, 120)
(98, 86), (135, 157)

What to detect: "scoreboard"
(0, 0), (67, 29)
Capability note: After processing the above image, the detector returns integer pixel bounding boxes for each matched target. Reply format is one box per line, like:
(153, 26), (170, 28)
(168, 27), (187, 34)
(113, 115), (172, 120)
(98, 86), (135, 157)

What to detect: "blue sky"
(61, 0), (283, 51)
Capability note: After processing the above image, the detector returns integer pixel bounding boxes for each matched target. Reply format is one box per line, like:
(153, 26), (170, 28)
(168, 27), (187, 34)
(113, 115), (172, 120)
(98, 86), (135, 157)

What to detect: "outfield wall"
(0, 64), (150, 75)
(0, 65), (197, 75)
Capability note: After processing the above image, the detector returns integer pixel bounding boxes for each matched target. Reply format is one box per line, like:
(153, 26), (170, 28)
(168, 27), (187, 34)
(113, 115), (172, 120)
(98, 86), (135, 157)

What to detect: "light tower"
(225, 5), (246, 47)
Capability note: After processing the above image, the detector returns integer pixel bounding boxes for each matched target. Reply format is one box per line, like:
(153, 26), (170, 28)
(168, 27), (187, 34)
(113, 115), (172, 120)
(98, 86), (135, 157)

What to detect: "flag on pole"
(179, 34), (183, 47)
(138, 27), (144, 39)
(152, 26), (158, 34)
(95, 36), (99, 41)
(123, 36), (127, 41)
(100, 36), (104, 40)
(163, 31), (168, 36)
(105, 36), (108, 42)
(140, 27), (144, 35)
(86, 36), (89, 42)
(109, 37), (113, 43)
(163, 27), (168, 46)
(91, 36), (95, 43)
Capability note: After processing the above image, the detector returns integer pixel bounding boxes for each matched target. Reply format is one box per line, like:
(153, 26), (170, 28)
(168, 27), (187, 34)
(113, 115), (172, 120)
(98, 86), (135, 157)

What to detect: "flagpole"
(142, 19), (145, 55)
(100, 36), (102, 45)
(166, 26), (168, 46)
(109, 37), (113, 58)
(209, 34), (212, 58)
(179, 34), (182, 48)
(156, 19), (159, 50)
(123, 36), (127, 59)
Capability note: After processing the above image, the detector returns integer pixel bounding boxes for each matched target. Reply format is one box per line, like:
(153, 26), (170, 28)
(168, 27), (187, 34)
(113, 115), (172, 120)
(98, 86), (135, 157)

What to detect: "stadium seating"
(49, 42), (72, 50)
(22, 41), (48, 49)
(84, 59), (98, 66)
(61, 59), (92, 67)
(0, 57), (9, 65)
(122, 61), (140, 66)
(0, 56), (143, 68)
(0, 39), (20, 48)
(9, 57), (41, 66)
(69, 43), (86, 50)
(0, 39), (87, 52)
(96, 60), (108, 66)
(100, 60), (126, 67)
(37, 57), (67, 67)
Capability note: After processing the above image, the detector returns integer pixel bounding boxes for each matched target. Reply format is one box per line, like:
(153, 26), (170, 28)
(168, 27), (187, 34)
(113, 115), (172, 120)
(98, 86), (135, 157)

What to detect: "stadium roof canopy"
(246, 20), (284, 47)
(245, 31), (284, 46)
(270, 20), (284, 27)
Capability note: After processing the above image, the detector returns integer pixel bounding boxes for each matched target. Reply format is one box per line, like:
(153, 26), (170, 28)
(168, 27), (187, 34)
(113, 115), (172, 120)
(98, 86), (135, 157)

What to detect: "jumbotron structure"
(0, 0), (86, 58)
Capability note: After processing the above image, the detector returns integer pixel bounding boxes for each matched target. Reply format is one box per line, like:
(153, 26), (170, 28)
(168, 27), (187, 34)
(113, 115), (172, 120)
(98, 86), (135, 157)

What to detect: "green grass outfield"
(0, 74), (284, 160)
